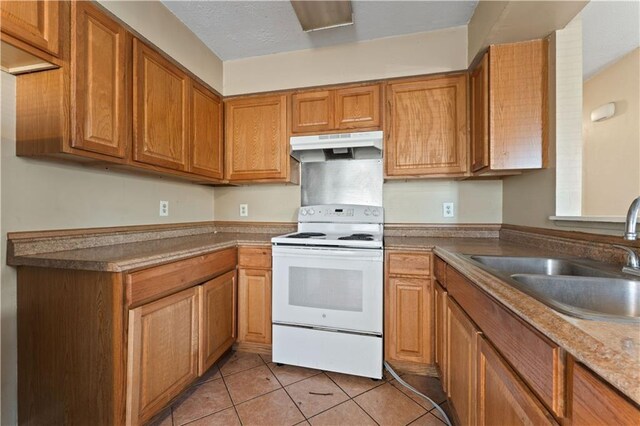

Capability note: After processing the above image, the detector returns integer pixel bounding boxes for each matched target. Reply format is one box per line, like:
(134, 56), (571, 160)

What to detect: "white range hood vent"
(290, 131), (383, 163)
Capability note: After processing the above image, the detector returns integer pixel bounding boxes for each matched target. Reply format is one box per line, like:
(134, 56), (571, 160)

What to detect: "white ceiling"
(161, 1), (478, 61)
(580, 0), (640, 79)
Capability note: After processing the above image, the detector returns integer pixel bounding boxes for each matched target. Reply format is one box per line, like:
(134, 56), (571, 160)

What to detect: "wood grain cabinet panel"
(126, 287), (199, 425)
(292, 90), (334, 133)
(385, 276), (433, 364)
(71, 1), (127, 158)
(189, 80), (223, 179)
(199, 271), (236, 374)
(388, 251), (432, 276)
(225, 95), (292, 182)
(386, 74), (468, 177)
(133, 38), (189, 171)
(569, 358), (640, 426)
(470, 52), (489, 172)
(446, 298), (479, 426)
(238, 268), (272, 344)
(0, 0), (60, 56)
(435, 281), (448, 390)
(335, 84), (381, 130)
(477, 336), (557, 426)
(488, 39), (548, 170)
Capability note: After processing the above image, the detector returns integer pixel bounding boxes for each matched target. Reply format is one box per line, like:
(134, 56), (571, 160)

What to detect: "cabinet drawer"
(434, 256), (447, 285)
(238, 246), (272, 269)
(447, 266), (563, 418)
(387, 252), (431, 276)
(126, 247), (237, 307)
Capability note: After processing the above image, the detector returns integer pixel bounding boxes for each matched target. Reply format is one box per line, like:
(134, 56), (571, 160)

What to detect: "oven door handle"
(272, 246), (383, 260)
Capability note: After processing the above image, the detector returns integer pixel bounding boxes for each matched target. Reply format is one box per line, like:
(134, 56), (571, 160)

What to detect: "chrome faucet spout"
(624, 196), (640, 240)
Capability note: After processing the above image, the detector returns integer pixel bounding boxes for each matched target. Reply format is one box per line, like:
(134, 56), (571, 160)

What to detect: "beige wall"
(223, 26), (467, 95)
(1, 1), (223, 420)
(214, 181), (503, 224)
(98, 0), (223, 92)
(582, 48), (640, 216)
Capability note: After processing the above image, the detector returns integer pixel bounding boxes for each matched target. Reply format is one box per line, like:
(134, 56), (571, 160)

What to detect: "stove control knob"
(300, 209), (308, 216)
(364, 208), (371, 216)
(308, 208), (315, 215)
(372, 209), (380, 217)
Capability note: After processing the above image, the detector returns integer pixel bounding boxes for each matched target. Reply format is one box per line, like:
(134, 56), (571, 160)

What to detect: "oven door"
(272, 245), (383, 334)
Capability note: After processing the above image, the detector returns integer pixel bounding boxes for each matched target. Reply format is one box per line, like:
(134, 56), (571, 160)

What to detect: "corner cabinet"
(471, 39), (549, 174)
(190, 80), (224, 179)
(386, 74), (468, 178)
(225, 95), (299, 183)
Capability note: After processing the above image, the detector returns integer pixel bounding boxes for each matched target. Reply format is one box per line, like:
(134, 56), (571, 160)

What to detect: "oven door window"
(289, 266), (363, 312)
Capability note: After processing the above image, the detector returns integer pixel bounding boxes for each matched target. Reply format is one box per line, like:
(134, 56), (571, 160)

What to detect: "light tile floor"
(149, 351), (453, 426)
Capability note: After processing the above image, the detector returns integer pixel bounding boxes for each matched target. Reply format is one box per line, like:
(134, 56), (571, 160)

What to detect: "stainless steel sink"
(469, 255), (618, 278)
(510, 274), (640, 323)
(463, 255), (640, 323)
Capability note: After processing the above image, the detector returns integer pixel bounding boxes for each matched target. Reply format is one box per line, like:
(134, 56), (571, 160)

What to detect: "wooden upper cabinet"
(133, 39), (189, 171)
(470, 52), (489, 172)
(292, 90), (334, 133)
(199, 271), (236, 374)
(386, 74), (468, 177)
(189, 80), (223, 179)
(126, 287), (199, 425)
(71, 1), (128, 159)
(0, 0), (60, 57)
(225, 95), (292, 182)
(335, 84), (381, 130)
(477, 336), (557, 426)
(569, 358), (640, 426)
(488, 39), (548, 170)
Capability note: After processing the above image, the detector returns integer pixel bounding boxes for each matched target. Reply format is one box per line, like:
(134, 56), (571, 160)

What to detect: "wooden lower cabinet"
(199, 270), (237, 374)
(446, 298), (479, 426)
(126, 287), (200, 425)
(238, 267), (272, 345)
(477, 335), (557, 426)
(568, 357), (640, 426)
(434, 281), (447, 390)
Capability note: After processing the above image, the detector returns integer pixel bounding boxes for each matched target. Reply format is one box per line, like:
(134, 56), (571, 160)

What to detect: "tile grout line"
(323, 372), (381, 426)
(264, 362), (307, 423)
(220, 367), (245, 426)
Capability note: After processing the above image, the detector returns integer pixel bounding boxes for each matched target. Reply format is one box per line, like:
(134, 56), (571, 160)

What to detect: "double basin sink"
(463, 255), (640, 323)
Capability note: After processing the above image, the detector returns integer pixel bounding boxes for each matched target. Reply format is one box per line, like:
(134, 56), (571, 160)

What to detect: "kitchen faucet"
(614, 196), (640, 277)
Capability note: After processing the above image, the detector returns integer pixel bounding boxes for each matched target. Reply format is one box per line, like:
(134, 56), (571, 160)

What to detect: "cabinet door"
(225, 95), (288, 181)
(386, 75), (468, 176)
(0, 0), (60, 56)
(477, 336), (557, 426)
(385, 276), (433, 364)
(238, 268), (272, 344)
(435, 281), (448, 391)
(335, 85), (381, 130)
(133, 39), (189, 171)
(291, 90), (334, 133)
(199, 271), (236, 374)
(126, 287), (199, 425)
(489, 40), (548, 170)
(190, 80), (223, 179)
(71, 1), (127, 158)
(446, 298), (479, 426)
(470, 52), (489, 172)
(569, 358), (640, 426)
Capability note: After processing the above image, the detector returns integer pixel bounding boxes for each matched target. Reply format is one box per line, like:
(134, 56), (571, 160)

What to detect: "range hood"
(290, 131), (383, 162)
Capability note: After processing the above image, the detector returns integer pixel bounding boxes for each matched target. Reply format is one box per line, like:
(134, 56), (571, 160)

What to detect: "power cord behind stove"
(384, 361), (453, 426)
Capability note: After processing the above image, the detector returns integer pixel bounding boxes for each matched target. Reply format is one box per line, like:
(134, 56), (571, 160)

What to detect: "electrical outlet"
(239, 204), (249, 217)
(159, 200), (169, 217)
(443, 202), (454, 218)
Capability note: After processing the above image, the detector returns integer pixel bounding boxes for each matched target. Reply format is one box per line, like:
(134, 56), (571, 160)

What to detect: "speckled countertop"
(8, 229), (640, 404)
(387, 236), (640, 406)
(8, 232), (275, 272)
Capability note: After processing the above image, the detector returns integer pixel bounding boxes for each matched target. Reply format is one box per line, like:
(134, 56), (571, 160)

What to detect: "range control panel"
(298, 204), (383, 223)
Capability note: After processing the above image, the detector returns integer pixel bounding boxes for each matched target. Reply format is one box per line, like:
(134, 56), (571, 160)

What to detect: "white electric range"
(271, 204), (384, 379)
